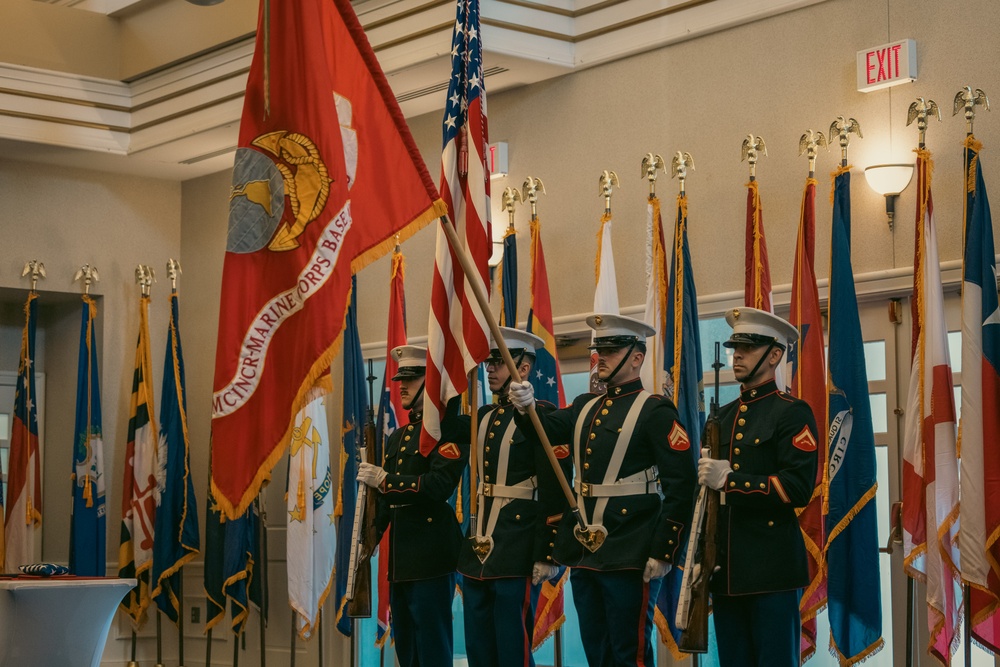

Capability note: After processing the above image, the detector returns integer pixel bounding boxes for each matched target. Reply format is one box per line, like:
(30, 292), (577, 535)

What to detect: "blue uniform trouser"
(570, 568), (660, 667)
(712, 589), (801, 667)
(463, 576), (536, 667)
(389, 573), (457, 667)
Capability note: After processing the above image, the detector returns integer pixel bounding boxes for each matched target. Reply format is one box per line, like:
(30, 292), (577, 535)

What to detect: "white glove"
(532, 562), (560, 585)
(357, 462), (387, 489)
(687, 562), (720, 585)
(509, 380), (535, 413)
(698, 448), (733, 490)
(643, 558), (672, 583)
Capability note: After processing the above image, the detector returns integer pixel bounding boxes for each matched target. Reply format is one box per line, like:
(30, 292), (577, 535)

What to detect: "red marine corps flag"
(212, 0), (446, 517)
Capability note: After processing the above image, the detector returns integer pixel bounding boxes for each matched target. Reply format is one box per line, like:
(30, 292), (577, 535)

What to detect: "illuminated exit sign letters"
(857, 39), (916, 92)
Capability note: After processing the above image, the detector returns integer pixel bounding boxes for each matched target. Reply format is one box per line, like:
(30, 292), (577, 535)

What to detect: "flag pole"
(128, 629), (138, 667)
(206, 628), (213, 667)
(234, 631), (240, 667)
(155, 612), (164, 667)
(257, 495), (269, 667)
(289, 612), (296, 667)
(178, 569), (186, 667)
(317, 613), (322, 667)
(468, 367), (479, 536)
(436, 215), (585, 532)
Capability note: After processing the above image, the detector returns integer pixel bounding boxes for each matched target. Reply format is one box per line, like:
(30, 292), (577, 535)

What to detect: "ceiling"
(3, 0), (822, 180)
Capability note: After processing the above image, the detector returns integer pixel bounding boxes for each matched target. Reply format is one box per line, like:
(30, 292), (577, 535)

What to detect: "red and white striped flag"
(421, 0), (492, 455)
(902, 147), (962, 666)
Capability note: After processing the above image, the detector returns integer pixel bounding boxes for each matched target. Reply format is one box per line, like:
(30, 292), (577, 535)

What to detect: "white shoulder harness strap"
(572, 391), (652, 529)
(475, 408), (535, 540)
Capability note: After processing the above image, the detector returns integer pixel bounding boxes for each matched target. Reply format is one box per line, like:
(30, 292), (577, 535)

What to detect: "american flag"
(422, 0), (492, 455)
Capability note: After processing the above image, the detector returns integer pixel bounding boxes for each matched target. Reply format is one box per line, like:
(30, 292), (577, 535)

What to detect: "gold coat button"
(750, 390), (757, 397)
(485, 447), (491, 453)
(738, 418), (746, 426)
(601, 409), (609, 415)
(590, 433), (596, 440)
(736, 433), (744, 440)
(494, 420), (501, 426)
(595, 419), (602, 426)
(668, 540), (674, 545)
(489, 432), (495, 439)
(584, 463), (590, 469)
(734, 448), (740, 455)
(614, 387), (621, 395)
(755, 438), (760, 444)
(586, 448), (592, 455)
(407, 425), (414, 431)
(401, 447), (407, 452)
(485, 476), (491, 482)
(499, 408), (505, 415)
(484, 461), (490, 467)
(546, 555), (553, 561)
(515, 514), (521, 520)
(760, 483), (766, 489)
(411, 482), (416, 488)
(672, 526), (678, 531)
(397, 458), (403, 464)
(427, 517), (433, 523)
(740, 405), (748, 413)
(510, 439), (515, 444)
(388, 483), (393, 488)
(733, 464), (740, 471)
(621, 509), (627, 515)
(729, 481), (736, 488)
(605, 400), (613, 406)
(404, 435), (411, 441)
(745, 482), (751, 488)
(549, 542), (555, 547)
(768, 521), (774, 527)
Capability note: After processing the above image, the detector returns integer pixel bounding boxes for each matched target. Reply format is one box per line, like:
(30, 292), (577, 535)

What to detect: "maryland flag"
(211, 0), (445, 519)
(70, 295), (106, 576)
(959, 136), (1000, 654)
(118, 294), (159, 626)
(4, 292), (42, 572)
(151, 289), (200, 623)
(788, 177), (827, 662)
(902, 148), (962, 666)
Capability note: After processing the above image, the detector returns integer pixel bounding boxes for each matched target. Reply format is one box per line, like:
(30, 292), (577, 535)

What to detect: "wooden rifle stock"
(679, 342), (725, 653)
(678, 412), (720, 653)
(346, 417), (379, 618)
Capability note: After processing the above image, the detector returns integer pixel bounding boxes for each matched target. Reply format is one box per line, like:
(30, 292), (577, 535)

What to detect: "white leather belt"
(575, 466), (659, 498)
(480, 476), (538, 500)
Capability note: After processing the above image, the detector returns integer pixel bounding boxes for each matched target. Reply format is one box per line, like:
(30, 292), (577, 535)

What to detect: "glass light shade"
(185, 0), (225, 5)
(864, 163), (914, 196)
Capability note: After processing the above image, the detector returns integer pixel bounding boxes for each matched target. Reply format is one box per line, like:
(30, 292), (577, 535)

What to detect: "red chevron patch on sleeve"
(553, 444), (570, 459)
(438, 442), (461, 459)
(792, 426), (817, 452)
(668, 422), (691, 451)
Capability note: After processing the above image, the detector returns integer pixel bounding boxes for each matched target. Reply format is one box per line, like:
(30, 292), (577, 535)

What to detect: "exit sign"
(857, 39), (916, 92)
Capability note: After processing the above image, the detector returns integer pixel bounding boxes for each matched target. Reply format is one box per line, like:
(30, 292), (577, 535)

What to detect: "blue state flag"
(657, 194), (705, 658)
(152, 291), (201, 623)
(826, 168), (883, 663)
(70, 295), (106, 576)
(500, 228), (518, 327)
(335, 277), (367, 636)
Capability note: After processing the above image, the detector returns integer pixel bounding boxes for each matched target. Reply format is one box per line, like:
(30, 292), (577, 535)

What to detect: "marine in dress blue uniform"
(357, 345), (468, 667)
(510, 314), (697, 667)
(455, 327), (572, 667)
(697, 308), (819, 667)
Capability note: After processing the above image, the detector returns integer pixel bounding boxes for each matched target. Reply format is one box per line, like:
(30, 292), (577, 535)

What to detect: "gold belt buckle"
(579, 483), (591, 498)
(482, 483), (494, 497)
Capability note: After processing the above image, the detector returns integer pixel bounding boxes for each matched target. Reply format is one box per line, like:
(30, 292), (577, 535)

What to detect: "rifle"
(346, 359), (380, 617)
(677, 342), (724, 653)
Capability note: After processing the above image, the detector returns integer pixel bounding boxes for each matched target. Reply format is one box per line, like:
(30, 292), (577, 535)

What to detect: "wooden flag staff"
(436, 215), (589, 540)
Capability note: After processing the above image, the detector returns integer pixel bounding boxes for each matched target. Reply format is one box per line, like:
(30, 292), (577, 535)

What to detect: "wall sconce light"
(864, 163), (914, 231)
(185, 0), (225, 5)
